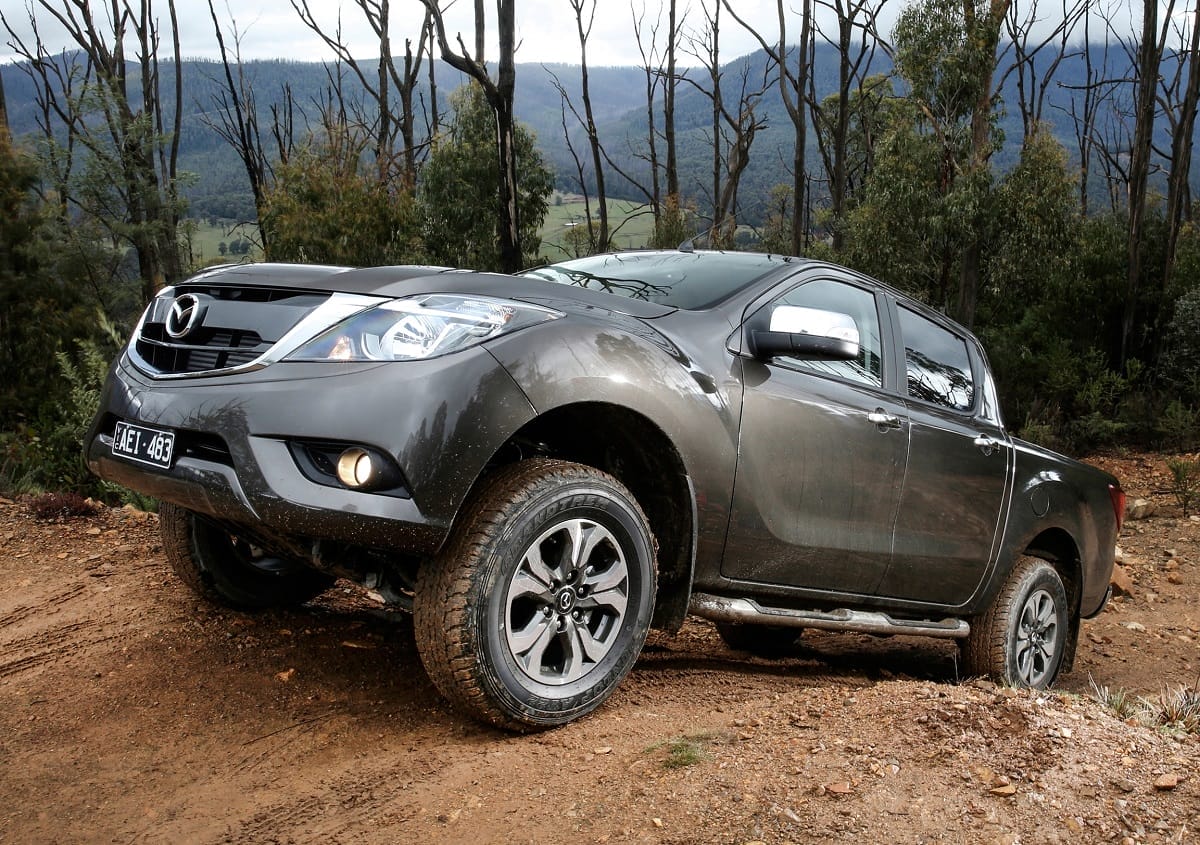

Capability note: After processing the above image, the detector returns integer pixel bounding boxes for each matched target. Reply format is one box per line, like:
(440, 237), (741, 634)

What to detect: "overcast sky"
(0, 1), (1183, 69)
(0, 0), (851, 68)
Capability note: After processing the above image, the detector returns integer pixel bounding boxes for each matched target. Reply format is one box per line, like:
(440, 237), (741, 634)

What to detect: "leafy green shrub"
(1157, 401), (1200, 451)
(1166, 456), (1200, 515)
(0, 315), (122, 496)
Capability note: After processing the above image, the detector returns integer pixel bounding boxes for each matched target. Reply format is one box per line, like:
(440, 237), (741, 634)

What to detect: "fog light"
(336, 447), (374, 488)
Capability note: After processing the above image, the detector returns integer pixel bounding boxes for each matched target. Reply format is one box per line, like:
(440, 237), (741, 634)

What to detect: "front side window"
(898, 307), (974, 411)
(772, 279), (884, 388)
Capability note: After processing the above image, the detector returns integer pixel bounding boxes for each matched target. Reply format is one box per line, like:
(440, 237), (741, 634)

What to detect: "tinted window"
(523, 251), (794, 309)
(774, 280), (883, 388)
(898, 307), (974, 411)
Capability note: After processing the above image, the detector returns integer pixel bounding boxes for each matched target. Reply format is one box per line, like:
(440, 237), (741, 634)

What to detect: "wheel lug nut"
(572, 610), (582, 621)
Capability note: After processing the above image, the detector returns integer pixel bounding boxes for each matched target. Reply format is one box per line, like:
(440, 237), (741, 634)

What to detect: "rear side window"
(898, 307), (974, 411)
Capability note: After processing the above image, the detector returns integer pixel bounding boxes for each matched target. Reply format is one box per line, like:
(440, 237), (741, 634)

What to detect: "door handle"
(867, 409), (901, 430)
(973, 434), (1004, 455)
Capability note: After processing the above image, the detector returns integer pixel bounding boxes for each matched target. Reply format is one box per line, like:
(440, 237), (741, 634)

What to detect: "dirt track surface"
(2, 454), (1198, 844)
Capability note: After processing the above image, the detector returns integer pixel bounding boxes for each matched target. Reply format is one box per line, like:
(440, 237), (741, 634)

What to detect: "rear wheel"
(716, 622), (802, 657)
(414, 459), (657, 731)
(159, 502), (333, 610)
(962, 555), (1069, 688)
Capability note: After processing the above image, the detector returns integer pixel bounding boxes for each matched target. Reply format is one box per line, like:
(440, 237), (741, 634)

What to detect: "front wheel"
(961, 556), (1070, 689)
(159, 502), (333, 610)
(414, 459), (657, 730)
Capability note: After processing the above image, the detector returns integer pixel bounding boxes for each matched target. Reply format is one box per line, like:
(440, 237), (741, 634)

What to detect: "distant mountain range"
(1, 43), (1190, 225)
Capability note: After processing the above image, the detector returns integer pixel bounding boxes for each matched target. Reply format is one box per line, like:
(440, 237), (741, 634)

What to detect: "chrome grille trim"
(129, 290), (386, 380)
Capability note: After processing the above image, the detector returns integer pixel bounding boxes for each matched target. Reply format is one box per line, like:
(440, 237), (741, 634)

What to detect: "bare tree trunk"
(1001, 0), (1088, 143)
(424, 0), (522, 271)
(1163, 1), (1200, 294)
(0, 64), (9, 146)
(205, 2), (273, 250)
(6, 0), (186, 302)
(291, 0), (429, 185)
(664, 0), (679, 199)
(687, 3), (769, 248)
(1121, 0), (1167, 366)
(954, 0), (1011, 330)
(632, 2), (663, 215)
(724, 0), (813, 255)
(571, 0), (608, 252)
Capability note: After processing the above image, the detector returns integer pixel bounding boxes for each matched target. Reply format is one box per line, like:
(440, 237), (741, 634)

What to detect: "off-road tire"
(413, 459), (657, 731)
(716, 622), (802, 657)
(159, 502), (332, 610)
(961, 555), (1070, 689)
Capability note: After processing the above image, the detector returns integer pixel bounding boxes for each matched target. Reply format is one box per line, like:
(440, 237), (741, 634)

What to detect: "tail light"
(1108, 483), (1126, 534)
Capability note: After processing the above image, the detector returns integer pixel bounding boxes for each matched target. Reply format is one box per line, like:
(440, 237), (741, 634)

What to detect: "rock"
(990, 784), (1018, 797)
(1168, 572), (1184, 585)
(1110, 565), (1135, 597)
(275, 668), (295, 682)
(1114, 545), (1125, 563)
(1124, 621), (1146, 633)
(593, 747), (612, 754)
(1153, 773), (1180, 791)
(1126, 498), (1155, 520)
(825, 781), (854, 795)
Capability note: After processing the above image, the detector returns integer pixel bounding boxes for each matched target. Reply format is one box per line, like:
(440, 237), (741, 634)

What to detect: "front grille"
(136, 324), (266, 373)
(132, 286), (330, 377)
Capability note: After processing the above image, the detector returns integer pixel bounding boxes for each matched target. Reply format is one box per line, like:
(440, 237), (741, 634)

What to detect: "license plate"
(111, 420), (176, 469)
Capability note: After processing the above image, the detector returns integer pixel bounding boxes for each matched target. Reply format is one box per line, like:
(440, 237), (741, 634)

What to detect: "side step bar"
(689, 592), (970, 639)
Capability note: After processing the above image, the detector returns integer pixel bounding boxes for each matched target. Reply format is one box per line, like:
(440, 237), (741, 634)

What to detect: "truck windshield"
(523, 251), (794, 310)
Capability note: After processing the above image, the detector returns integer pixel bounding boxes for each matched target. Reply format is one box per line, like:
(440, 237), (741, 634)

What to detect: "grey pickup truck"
(86, 250), (1124, 730)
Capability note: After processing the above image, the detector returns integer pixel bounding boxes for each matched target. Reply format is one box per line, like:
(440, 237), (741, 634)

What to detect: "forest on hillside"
(1, 0), (1199, 498)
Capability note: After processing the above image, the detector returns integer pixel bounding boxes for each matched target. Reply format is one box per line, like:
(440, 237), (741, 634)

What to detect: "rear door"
(875, 304), (1013, 605)
(721, 274), (908, 595)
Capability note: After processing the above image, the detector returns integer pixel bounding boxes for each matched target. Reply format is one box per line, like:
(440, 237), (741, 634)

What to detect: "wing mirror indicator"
(749, 305), (861, 361)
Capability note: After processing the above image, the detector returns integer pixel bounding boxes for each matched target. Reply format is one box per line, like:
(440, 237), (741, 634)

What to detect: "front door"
(721, 277), (907, 596)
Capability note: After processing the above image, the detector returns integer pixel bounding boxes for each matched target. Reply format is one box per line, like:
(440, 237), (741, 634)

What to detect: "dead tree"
(203, 2), (275, 248)
(3, 0), (185, 302)
(723, 0), (814, 254)
(664, 0), (681, 199)
(1162, 1), (1200, 296)
(685, 3), (771, 247)
(423, 0), (522, 272)
(290, 0), (431, 185)
(999, 0), (1090, 142)
(632, 2), (663, 215)
(1121, 0), (1170, 366)
(568, 0), (609, 252)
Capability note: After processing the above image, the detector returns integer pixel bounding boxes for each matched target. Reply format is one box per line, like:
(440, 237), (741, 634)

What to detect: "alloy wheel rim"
(504, 517), (630, 686)
(1014, 588), (1059, 687)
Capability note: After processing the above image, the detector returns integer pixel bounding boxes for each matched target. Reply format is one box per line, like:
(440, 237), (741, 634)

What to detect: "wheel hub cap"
(1014, 588), (1059, 687)
(503, 518), (630, 686)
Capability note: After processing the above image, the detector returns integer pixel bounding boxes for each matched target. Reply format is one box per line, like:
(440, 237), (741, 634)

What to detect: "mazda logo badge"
(165, 293), (204, 339)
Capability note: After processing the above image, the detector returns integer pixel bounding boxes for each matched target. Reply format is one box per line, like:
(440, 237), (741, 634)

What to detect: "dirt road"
(1, 454), (1197, 843)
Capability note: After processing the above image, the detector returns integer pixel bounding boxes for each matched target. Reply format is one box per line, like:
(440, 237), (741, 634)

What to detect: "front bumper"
(86, 349), (536, 553)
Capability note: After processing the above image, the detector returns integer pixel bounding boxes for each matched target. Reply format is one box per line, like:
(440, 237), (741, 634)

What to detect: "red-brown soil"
(1, 453), (1197, 844)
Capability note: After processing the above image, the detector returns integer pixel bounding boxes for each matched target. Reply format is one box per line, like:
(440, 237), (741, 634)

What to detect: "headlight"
(285, 294), (562, 362)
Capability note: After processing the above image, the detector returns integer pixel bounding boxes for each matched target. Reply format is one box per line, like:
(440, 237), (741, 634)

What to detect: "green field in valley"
(183, 220), (263, 268)
(538, 197), (658, 258)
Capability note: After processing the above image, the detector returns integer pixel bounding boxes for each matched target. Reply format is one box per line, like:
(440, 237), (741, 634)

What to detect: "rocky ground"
(0, 453), (1197, 844)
